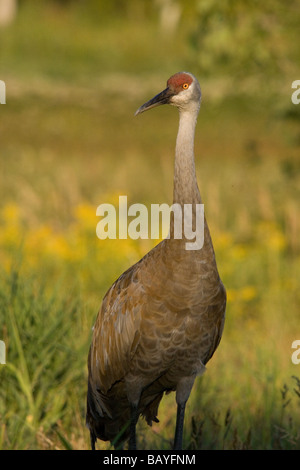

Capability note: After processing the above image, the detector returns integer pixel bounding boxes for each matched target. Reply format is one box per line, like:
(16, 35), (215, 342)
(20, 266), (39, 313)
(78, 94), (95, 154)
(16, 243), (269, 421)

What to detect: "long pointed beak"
(135, 87), (174, 116)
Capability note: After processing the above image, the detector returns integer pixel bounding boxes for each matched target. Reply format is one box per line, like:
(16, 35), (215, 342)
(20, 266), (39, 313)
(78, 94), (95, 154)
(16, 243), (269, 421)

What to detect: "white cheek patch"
(171, 90), (192, 107)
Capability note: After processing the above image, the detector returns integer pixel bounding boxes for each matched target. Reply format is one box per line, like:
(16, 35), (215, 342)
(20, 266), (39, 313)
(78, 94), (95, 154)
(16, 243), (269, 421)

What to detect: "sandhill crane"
(86, 72), (226, 450)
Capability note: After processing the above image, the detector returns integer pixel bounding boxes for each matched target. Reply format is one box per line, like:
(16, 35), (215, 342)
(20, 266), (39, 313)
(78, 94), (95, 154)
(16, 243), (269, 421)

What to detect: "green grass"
(0, 1), (300, 450)
(0, 270), (88, 449)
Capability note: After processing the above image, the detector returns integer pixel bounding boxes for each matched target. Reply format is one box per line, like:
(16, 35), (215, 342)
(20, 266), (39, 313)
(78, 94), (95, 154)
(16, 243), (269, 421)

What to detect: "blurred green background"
(0, 0), (300, 450)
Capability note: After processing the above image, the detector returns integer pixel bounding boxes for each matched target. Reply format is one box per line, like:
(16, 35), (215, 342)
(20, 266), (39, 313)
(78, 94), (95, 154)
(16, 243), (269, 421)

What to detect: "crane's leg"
(126, 380), (144, 450)
(173, 375), (196, 450)
(128, 404), (139, 450)
(90, 430), (96, 450)
(173, 401), (186, 450)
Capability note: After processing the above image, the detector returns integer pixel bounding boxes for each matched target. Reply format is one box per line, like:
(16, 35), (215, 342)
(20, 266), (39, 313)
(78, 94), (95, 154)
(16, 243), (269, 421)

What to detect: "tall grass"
(0, 269), (88, 449)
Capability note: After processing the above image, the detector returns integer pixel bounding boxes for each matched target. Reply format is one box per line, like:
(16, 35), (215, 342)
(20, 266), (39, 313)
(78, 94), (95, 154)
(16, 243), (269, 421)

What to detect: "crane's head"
(135, 72), (201, 116)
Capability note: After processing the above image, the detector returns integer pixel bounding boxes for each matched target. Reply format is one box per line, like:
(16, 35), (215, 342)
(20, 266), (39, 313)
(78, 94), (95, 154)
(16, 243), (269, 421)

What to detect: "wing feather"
(89, 263), (142, 393)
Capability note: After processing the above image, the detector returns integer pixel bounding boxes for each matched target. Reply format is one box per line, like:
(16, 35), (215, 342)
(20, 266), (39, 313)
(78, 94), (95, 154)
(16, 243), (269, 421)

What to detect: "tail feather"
(142, 393), (163, 426)
(86, 379), (131, 448)
(86, 379), (166, 449)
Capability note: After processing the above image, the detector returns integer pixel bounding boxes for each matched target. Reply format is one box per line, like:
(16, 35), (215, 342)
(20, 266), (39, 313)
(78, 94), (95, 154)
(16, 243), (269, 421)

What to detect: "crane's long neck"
(173, 106), (201, 205)
(169, 103), (211, 249)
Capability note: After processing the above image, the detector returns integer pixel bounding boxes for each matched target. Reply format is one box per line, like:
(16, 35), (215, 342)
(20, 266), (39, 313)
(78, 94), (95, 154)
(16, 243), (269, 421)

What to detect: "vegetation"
(0, 0), (299, 449)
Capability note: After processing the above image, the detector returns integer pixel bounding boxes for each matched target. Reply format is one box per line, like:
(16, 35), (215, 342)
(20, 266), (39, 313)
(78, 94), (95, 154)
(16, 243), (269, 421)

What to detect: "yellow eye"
(182, 83), (189, 89)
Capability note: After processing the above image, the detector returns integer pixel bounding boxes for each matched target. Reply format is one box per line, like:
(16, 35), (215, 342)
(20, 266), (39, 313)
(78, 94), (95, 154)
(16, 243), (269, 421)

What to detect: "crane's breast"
(128, 282), (225, 383)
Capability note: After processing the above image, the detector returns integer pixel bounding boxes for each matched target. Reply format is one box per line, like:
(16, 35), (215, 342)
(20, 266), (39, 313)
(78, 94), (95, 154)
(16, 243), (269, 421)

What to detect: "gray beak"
(135, 87), (174, 116)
